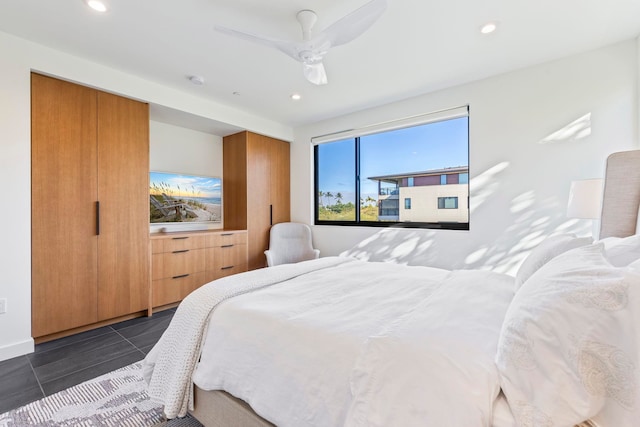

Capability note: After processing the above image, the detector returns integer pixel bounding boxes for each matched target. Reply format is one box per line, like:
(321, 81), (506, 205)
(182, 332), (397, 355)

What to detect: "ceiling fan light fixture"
(480, 22), (498, 34)
(86, 0), (108, 13)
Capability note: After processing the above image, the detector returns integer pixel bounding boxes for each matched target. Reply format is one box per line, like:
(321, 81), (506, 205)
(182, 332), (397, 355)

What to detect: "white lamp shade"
(567, 179), (603, 219)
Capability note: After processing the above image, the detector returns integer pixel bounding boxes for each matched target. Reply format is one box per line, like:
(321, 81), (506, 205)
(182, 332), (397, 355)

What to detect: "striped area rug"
(0, 362), (202, 427)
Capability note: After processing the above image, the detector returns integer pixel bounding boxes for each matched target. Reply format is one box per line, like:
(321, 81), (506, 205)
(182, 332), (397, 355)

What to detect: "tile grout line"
(112, 328), (148, 357)
(26, 355), (46, 398)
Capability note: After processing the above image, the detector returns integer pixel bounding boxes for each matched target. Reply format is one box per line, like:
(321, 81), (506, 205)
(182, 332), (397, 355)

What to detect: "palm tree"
(366, 196), (375, 207)
(326, 191), (334, 207)
(336, 192), (343, 205)
(318, 190), (324, 207)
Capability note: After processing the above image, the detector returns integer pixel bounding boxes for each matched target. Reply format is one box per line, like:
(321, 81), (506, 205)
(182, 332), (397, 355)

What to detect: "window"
(314, 106), (469, 229)
(438, 197), (459, 209)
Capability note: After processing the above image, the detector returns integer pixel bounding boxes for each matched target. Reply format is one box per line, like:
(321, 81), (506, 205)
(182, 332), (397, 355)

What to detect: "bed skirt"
(191, 386), (599, 427)
(191, 386), (274, 427)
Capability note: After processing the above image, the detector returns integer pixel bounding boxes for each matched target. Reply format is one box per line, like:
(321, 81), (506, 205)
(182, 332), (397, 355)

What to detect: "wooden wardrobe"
(223, 131), (290, 270)
(31, 73), (150, 339)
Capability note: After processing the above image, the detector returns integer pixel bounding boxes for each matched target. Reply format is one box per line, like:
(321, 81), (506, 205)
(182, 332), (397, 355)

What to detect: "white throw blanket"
(142, 256), (353, 418)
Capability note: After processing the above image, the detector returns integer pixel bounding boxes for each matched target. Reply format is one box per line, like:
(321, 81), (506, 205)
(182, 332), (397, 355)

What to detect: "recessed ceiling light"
(480, 22), (498, 34)
(290, 93), (302, 101)
(86, 0), (108, 12)
(188, 75), (205, 85)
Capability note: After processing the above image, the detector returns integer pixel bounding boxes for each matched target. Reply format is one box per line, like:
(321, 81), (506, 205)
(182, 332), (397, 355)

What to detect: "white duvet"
(192, 259), (515, 427)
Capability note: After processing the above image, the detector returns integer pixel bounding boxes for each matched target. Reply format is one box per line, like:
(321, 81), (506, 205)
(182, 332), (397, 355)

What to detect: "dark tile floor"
(0, 308), (175, 414)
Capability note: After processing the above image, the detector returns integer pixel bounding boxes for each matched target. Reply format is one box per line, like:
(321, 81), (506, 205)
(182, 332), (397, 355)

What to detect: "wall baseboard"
(0, 338), (34, 362)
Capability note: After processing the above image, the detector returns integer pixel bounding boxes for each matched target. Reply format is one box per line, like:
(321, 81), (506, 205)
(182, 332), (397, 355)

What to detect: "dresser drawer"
(152, 272), (206, 307)
(206, 244), (247, 270)
(163, 235), (206, 252)
(159, 248), (205, 279)
(205, 264), (248, 282)
(206, 231), (247, 247)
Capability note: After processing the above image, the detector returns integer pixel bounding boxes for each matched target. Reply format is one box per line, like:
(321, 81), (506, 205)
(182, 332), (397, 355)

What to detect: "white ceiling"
(1, 0), (639, 133)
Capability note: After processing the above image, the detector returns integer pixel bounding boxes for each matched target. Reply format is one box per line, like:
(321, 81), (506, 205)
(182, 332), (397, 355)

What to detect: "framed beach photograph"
(149, 171), (222, 224)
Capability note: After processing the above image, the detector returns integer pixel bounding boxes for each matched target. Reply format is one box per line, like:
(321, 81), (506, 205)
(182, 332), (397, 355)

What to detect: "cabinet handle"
(221, 266), (234, 270)
(221, 244), (234, 248)
(270, 204), (273, 226)
(172, 249), (189, 254)
(172, 237), (189, 240)
(220, 233), (233, 236)
(96, 201), (100, 236)
(172, 274), (190, 279)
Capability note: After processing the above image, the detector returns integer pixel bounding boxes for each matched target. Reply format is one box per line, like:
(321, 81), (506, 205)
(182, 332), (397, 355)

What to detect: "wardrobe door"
(246, 133), (272, 270)
(96, 92), (150, 320)
(31, 74), (99, 337)
(270, 138), (290, 225)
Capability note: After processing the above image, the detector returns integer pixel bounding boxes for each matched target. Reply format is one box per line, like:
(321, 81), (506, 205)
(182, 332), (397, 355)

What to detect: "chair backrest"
(267, 222), (317, 266)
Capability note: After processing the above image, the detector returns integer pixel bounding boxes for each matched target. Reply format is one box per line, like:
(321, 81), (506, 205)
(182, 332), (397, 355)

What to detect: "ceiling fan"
(215, 0), (387, 85)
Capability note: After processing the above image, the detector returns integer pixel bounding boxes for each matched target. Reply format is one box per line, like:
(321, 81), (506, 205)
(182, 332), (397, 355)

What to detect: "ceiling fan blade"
(215, 24), (302, 62)
(319, 0), (387, 47)
(303, 62), (328, 85)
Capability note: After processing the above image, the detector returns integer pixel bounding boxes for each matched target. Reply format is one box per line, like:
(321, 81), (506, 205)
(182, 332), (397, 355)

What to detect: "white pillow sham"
(514, 233), (592, 290)
(496, 244), (640, 427)
(602, 234), (640, 267)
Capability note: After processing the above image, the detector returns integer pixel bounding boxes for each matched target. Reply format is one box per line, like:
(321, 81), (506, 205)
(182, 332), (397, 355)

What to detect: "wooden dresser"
(151, 230), (248, 308)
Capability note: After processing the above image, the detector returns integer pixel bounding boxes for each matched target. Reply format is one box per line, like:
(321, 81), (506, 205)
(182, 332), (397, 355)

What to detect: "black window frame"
(313, 114), (470, 231)
(437, 196), (459, 209)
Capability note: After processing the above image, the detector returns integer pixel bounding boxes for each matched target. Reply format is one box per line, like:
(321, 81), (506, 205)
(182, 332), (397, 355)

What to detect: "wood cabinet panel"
(31, 74), (150, 339)
(222, 132), (247, 231)
(161, 249), (205, 279)
(97, 92), (150, 321)
(150, 230), (248, 308)
(271, 138), (291, 225)
(31, 74), (99, 337)
(223, 131), (290, 271)
(153, 272), (206, 307)
(206, 231), (247, 247)
(162, 235), (206, 252)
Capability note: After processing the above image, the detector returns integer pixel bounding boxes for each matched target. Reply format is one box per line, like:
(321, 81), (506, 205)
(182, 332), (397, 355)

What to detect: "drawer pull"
(220, 233), (233, 236)
(172, 274), (190, 279)
(221, 244), (234, 248)
(172, 236), (189, 240)
(172, 249), (190, 254)
(221, 266), (234, 270)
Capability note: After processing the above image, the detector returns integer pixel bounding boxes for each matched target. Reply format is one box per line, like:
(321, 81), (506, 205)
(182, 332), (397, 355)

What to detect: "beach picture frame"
(149, 171), (222, 224)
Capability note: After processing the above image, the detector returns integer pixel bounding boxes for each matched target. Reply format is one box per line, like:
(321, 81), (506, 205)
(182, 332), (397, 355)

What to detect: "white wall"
(0, 30), (291, 361)
(292, 39), (639, 274)
(149, 121), (224, 232)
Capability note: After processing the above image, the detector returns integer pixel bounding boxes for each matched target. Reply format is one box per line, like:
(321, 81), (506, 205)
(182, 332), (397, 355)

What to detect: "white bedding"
(192, 259), (515, 427)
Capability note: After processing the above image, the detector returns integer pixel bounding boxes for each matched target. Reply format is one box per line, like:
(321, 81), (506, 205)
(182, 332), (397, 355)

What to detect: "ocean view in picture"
(149, 171), (222, 223)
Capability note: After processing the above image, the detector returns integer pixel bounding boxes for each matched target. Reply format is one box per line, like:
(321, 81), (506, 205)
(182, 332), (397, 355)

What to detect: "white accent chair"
(264, 222), (320, 267)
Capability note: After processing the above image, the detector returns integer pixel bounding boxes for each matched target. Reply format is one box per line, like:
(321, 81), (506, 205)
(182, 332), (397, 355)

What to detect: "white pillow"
(629, 258), (640, 272)
(514, 233), (592, 290)
(603, 234), (640, 267)
(496, 244), (640, 427)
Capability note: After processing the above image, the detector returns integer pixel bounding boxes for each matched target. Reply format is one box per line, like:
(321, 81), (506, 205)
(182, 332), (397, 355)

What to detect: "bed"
(143, 150), (640, 427)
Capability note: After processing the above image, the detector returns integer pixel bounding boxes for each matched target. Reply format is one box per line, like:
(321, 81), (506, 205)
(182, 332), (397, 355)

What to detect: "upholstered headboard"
(599, 150), (640, 239)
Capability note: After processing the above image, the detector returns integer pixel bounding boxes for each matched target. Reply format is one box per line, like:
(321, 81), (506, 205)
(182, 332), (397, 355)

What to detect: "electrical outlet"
(0, 298), (6, 314)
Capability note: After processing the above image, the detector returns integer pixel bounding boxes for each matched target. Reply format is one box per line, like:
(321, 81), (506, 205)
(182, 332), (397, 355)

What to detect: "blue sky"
(317, 117), (469, 202)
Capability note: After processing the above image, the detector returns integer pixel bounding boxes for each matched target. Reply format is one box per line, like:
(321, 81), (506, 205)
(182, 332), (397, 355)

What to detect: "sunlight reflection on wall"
(539, 113), (591, 144)
(340, 161), (594, 276)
